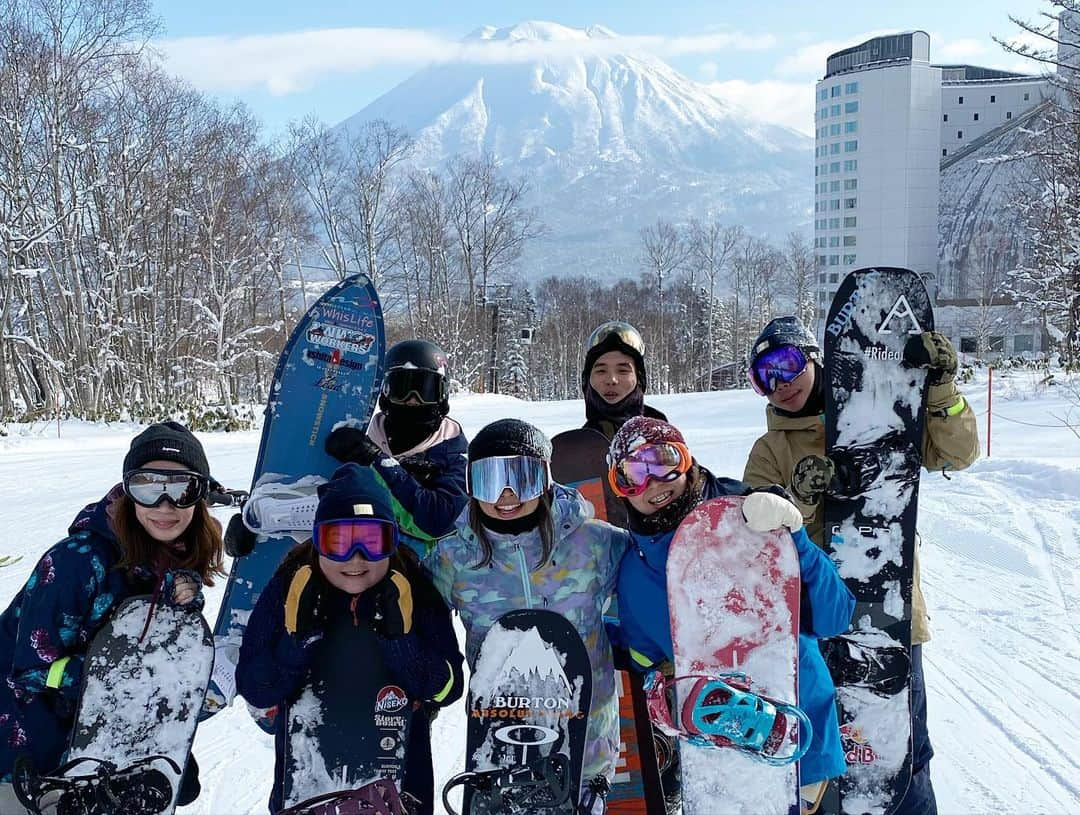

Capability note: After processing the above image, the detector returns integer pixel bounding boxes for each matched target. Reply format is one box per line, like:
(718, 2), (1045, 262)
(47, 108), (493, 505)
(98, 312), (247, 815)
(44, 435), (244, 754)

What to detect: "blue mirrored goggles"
(467, 456), (551, 504)
(748, 345), (809, 396)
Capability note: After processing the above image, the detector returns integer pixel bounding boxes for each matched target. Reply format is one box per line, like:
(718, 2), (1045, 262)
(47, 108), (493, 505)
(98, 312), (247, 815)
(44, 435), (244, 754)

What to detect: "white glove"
(742, 492), (804, 533)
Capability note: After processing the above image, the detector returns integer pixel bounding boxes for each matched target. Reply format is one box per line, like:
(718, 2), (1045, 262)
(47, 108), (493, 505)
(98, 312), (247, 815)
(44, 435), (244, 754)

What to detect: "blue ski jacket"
(615, 468), (856, 785)
(366, 414), (469, 558)
(236, 550), (464, 814)
(0, 489), (137, 780)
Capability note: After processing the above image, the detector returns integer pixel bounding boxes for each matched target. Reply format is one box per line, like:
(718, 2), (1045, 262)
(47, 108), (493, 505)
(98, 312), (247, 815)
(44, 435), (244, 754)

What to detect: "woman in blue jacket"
(324, 339), (469, 557)
(0, 422), (224, 811)
(609, 416), (855, 791)
(236, 463), (464, 815)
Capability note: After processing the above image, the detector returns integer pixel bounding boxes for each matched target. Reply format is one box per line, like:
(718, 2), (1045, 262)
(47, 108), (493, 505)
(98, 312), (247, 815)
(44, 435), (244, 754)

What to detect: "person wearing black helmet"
(580, 321), (667, 440)
(323, 339), (469, 558)
(742, 315), (979, 815)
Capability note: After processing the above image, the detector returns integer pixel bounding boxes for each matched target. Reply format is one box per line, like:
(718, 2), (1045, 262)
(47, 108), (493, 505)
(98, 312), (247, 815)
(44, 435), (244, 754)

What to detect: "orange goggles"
(608, 441), (692, 498)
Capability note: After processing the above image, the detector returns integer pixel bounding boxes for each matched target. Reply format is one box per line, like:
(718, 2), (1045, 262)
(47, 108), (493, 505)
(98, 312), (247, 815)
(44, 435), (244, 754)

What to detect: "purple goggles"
(748, 346), (809, 396)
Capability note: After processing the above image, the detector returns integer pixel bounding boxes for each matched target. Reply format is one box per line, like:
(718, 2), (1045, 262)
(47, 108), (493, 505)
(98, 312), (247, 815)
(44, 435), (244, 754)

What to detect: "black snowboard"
(551, 428), (665, 815)
(447, 610), (592, 815)
(551, 428), (628, 527)
(65, 596), (214, 815)
(281, 614), (411, 809)
(821, 267), (933, 815)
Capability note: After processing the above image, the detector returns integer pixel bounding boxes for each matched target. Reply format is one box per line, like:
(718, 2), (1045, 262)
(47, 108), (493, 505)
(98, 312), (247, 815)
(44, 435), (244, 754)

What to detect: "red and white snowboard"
(666, 497), (802, 815)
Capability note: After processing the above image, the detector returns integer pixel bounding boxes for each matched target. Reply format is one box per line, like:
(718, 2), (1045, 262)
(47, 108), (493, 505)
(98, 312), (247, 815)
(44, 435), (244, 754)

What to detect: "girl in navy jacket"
(0, 422), (224, 810)
(610, 416), (855, 789)
(236, 463), (463, 814)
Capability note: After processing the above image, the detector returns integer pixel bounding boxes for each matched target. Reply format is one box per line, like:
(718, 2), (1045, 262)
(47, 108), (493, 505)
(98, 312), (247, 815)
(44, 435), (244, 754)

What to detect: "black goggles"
(586, 321), (646, 355)
(123, 468), (209, 509)
(381, 367), (446, 405)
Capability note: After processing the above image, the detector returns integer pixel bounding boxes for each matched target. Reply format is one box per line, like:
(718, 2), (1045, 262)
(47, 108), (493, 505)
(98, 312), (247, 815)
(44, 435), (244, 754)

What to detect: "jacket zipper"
(515, 545), (535, 609)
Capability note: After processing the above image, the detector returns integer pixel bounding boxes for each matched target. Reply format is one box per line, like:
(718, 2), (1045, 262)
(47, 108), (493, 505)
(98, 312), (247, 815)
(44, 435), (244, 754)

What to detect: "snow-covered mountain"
(338, 21), (812, 282)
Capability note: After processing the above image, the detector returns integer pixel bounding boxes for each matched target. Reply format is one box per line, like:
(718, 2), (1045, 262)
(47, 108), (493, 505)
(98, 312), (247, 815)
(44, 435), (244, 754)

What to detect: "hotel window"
(829, 272), (839, 283)
(830, 143), (841, 155)
(819, 88), (829, 101)
(830, 162), (841, 173)
(830, 180), (841, 192)
(1007, 111), (1012, 119)
(958, 95), (964, 104)
(819, 106), (828, 118)
(844, 140), (858, 152)
(843, 216), (857, 227)
(943, 113), (948, 122)
(846, 101), (859, 113)
(829, 236), (840, 247)
(990, 95), (996, 103)
(830, 123), (841, 136)
(818, 255), (827, 267)
(829, 199), (841, 210)
(843, 235), (856, 246)
(974, 113), (979, 121)
(829, 218), (840, 229)
(831, 85), (841, 97)
(818, 273), (827, 283)
(957, 130), (963, 139)
(845, 82), (859, 94)
(845, 121), (858, 133)
(844, 178), (857, 190)
(843, 254), (857, 264)
(1013, 334), (1034, 352)
(829, 255), (839, 265)
(1024, 92), (1029, 100)
(844, 197), (857, 209)
(831, 104), (841, 116)
(942, 148), (948, 156)
(843, 159), (857, 172)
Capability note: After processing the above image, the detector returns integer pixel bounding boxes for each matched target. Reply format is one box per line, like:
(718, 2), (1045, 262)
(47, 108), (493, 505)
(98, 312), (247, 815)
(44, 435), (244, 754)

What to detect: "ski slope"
(1, 369), (1077, 814)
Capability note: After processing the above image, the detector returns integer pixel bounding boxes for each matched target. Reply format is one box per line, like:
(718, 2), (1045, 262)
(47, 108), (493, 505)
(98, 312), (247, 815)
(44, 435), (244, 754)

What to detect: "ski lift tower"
(477, 283), (512, 393)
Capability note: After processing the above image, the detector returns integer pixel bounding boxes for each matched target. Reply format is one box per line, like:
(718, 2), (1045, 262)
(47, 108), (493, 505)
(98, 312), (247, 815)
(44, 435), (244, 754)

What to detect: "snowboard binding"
(13, 754), (180, 815)
(242, 475), (327, 537)
(822, 637), (911, 696)
(277, 778), (414, 815)
(442, 753), (572, 815)
(643, 671), (811, 766)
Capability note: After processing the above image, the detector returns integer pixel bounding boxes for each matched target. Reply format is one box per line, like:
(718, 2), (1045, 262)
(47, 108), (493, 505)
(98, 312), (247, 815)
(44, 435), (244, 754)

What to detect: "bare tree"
(641, 220), (689, 392)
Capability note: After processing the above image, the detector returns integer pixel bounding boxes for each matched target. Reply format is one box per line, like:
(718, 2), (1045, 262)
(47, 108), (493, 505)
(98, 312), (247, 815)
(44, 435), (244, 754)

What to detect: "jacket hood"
(67, 484), (123, 545)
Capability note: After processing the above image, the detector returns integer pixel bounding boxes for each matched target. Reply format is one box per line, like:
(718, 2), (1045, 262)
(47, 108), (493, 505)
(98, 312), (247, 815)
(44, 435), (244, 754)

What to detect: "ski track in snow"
(0, 375), (1078, 814)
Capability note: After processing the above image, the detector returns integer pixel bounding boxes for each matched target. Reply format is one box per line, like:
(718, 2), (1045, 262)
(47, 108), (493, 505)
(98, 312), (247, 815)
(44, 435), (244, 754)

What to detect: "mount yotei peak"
(339, 21), (811, 281)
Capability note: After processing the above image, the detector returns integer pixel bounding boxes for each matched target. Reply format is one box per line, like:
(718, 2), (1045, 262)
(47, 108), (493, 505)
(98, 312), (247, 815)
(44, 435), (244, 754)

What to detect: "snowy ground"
(1, 368), (1078, 814)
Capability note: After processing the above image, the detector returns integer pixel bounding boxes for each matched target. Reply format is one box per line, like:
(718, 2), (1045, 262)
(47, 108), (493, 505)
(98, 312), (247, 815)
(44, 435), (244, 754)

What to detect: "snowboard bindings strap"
(13, 754), (180, 815)
(441, 753), (572, 815)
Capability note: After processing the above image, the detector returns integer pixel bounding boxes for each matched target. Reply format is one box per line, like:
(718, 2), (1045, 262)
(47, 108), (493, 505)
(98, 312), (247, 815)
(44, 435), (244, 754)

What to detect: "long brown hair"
(467, 491), (555, 571)
(112, 494), (225, 585)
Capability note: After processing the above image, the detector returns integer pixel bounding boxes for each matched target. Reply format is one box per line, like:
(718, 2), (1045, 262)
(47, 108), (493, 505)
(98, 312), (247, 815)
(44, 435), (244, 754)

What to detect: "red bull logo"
(840, 723), (877, 764)
(375, 685), (408, 714)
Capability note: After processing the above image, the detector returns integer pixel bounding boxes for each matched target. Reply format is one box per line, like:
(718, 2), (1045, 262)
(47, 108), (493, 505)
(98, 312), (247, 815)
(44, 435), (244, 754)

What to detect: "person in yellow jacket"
(742, 316), (978, 815)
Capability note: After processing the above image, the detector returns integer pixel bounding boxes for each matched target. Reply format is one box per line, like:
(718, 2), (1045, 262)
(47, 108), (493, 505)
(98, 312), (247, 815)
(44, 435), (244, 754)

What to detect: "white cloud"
(156, 25), (777, 95)
(699, 60), (719, 81)
(707, 79), (814, 135)
(774, 29), (895, 79)
(935, 38), (991, 62)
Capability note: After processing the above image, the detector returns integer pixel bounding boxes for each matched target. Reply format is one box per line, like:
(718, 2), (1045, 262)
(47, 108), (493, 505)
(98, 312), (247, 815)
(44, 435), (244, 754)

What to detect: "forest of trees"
(2, 0), (1076, 426)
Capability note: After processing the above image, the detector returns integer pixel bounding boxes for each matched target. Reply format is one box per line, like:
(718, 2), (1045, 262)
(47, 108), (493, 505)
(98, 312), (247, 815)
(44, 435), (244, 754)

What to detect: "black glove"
(164, 569), (205, 613)
(371, 570), (413, 639)
(284, 565), (325, 645)
(224, 513), (257, 558)
(207, 482), (248, 507)
(325, 426), (384, 466)
(903, 331), (957, 385)
(791, 455), (835, 505)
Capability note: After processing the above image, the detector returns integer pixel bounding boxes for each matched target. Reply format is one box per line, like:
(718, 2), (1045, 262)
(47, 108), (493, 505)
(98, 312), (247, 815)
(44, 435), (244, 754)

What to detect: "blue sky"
(154, 0), (1050, 137)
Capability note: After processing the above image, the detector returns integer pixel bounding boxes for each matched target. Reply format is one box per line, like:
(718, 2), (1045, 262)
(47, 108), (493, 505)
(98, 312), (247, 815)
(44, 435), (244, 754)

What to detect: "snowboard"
(821, 266), (933, 815)
(31, 596), (215, 814)
(665, 497), (803, 815)
(551, 428), (628, 527)
(444, 609), (592, 815)
(281, 613), (412, 809)
(205, 275), (385, 719)
(550, 427), (665, 815)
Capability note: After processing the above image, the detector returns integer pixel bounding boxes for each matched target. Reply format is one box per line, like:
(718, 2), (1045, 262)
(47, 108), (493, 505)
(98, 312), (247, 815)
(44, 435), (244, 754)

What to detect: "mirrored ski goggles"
(467, 456), (551, 504)
(123, 469), (208, 509)
(381, 367), (446, 405)
(313, 518), (398, 562)
(747, 345), (809, 396)
(585, 321), (646, 355)
(607, 442), (691, 498)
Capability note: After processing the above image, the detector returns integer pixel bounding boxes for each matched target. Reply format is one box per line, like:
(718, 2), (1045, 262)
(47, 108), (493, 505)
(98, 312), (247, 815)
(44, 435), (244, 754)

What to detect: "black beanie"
(468, 419), (552, 462)
(315, 463), (396, 526)
(123, 421), (210, 478)
(581, 330), (647, 394)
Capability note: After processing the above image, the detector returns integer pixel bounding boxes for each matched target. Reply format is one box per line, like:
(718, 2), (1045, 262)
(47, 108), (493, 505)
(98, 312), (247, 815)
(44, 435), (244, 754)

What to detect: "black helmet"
(581, 321), (648, 393)
(747, 317), (820, 366)
(380, 339), (450, 413)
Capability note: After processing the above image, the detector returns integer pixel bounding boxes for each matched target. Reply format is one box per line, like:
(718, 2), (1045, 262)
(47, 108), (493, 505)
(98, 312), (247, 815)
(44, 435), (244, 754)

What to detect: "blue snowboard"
(206, 276), (385, 720)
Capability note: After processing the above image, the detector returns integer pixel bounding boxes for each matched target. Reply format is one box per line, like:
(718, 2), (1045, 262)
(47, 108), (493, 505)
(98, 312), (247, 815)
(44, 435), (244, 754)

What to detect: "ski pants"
(892, 645), (937, 815)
